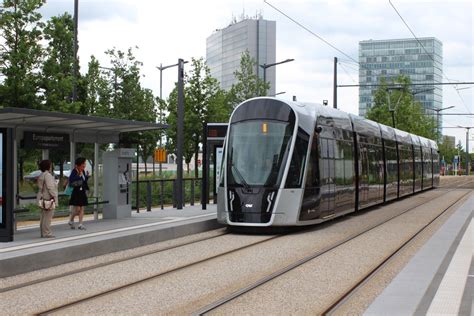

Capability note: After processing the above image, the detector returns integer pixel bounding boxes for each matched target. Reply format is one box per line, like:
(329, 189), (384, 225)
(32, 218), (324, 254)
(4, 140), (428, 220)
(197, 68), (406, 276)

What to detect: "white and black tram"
(216, 97), (440, 227)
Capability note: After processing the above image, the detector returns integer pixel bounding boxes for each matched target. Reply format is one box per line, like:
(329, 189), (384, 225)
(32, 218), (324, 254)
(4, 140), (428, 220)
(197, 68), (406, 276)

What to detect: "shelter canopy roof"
(0, 107), (167, 144)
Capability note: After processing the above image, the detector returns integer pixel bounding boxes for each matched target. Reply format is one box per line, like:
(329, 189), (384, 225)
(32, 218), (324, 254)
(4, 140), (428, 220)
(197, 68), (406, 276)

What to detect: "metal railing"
(132, 177), (203, 212)
(16, 177), (204, 218)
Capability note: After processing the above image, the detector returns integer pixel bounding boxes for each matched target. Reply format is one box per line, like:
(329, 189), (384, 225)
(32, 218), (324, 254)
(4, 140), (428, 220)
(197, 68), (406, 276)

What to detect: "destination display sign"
(207, 124), (228, 139)
(23, 132), (69, 149)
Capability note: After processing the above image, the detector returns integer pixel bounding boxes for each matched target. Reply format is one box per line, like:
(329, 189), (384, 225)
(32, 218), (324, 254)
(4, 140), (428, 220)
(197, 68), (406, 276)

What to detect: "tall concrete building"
(206, 17), (276, 96)
(358, 37), (443, 122)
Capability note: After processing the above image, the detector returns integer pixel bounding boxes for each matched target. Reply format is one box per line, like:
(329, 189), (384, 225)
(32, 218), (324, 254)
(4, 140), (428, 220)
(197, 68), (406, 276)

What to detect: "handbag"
(38, 198), (55, 210)
(38, 174), (56, 210)
(64, 185), (73, 196)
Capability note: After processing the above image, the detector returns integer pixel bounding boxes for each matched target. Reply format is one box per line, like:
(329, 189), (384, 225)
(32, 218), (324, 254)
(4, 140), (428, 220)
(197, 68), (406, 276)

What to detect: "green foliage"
(228, 50), (269, 107)
(165, 57), (232, 176)
(40, 12), (82, 113)
(366, 76), (436, 140)
(0, 0), (45, 109)
(96, 47), (159, 162)
(438, 139), (459, 164)
(84, 55), (112, 117)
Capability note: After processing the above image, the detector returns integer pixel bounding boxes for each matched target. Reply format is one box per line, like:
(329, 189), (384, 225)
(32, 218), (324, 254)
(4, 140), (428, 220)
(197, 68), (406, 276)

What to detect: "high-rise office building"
(206, 17), (276, 96)
(359, 37), (443, 123)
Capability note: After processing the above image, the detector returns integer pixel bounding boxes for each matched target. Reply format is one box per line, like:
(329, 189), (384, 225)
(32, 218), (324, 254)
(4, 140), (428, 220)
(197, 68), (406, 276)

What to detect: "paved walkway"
(365, 194), (473, 316)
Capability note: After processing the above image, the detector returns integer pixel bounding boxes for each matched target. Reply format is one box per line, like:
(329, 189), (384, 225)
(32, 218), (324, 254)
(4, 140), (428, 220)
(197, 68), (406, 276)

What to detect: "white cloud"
(38, 0), (473, 150)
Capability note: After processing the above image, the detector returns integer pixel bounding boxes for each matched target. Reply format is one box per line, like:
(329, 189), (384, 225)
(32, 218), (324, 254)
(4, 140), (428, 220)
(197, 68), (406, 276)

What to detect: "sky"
(39, 0), (473, 152)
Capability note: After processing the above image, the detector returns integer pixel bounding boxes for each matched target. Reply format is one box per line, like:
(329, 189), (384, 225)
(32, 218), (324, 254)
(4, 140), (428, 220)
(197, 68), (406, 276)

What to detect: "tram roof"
(0, 107), (167, 144)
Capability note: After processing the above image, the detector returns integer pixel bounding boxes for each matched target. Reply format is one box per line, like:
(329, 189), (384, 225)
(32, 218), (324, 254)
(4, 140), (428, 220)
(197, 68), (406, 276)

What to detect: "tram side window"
(285, 128), (309, 188)
(300, 130), (320, 189)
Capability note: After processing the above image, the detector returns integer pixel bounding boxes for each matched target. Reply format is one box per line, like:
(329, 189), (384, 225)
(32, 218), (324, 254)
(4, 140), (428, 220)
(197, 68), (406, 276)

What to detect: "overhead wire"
(388, 0), (473, 115)
(264, 0), (473, 120)
(338, 62), (357, 84)
(263, 0), (361, 65)
(337, 60), (360, 73)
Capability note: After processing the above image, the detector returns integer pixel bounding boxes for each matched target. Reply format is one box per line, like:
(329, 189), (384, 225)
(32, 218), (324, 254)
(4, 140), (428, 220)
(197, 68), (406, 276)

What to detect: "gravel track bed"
(45, 190), (457, 315)
(207, 190), (467, 315)
(0, 230), (273, 315)
(332, 192), (471, 315)
(0, 228), (227, 291)
(439, 176), (474, 188)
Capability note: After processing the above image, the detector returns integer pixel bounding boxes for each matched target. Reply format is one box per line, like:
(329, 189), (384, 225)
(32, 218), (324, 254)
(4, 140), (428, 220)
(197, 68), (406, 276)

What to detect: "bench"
(14, 196), (109, 228)
(13, 207), (30, 232)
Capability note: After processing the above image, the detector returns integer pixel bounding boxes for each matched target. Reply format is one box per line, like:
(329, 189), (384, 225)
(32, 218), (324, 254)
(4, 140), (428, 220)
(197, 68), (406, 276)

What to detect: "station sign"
(23, 131), (69, 149)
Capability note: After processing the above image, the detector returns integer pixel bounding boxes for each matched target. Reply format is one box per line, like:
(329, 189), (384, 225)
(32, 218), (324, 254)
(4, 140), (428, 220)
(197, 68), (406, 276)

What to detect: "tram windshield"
(227, 120), (293, 187)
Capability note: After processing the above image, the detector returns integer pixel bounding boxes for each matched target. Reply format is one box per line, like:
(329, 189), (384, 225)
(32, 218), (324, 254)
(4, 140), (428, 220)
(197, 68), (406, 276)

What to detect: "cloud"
(36, 0), (471, 149)
(39, 0), (138, 22)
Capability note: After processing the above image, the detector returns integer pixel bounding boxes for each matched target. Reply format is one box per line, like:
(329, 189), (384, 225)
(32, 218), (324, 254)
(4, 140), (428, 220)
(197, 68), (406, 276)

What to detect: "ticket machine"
(103, 148), (134, 219)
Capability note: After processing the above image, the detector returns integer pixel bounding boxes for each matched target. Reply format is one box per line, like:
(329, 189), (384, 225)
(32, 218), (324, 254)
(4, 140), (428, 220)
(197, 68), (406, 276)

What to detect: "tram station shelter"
(0, 107), (167, 241)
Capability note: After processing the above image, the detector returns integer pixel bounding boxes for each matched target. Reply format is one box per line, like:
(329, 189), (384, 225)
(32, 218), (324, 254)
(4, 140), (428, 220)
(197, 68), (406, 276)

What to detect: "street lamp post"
(259, 58), (294, 96)
(429, 106), (454, 142)
(466, 127), (471, 176)
(156, 61), (189, 177)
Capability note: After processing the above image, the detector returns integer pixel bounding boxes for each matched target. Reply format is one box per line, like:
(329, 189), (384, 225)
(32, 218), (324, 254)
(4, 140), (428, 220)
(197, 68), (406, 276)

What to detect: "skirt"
(69, 188), (88, 206)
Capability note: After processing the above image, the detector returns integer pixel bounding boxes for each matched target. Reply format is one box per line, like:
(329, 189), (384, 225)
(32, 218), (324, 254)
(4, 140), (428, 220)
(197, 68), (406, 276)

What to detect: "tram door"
(319, 137), (336, 217)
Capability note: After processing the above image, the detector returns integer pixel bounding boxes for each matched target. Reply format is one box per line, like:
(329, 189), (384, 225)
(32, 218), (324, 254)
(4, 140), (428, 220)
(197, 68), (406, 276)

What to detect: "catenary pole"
(176, 59), (185, 209)
(333, 57), (337, 109)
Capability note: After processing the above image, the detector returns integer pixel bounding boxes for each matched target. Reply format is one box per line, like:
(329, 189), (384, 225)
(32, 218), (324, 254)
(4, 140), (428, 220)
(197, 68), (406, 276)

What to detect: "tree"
(0, 0), (45, 109)
(187, 57), (231, 177)
(438, 138), (458, 166)
(366, 76), (436, 139)
(84, 55), (112, 117)
(228, 50), (269, 107)
(40, 13), (80, 113)
(165, 83), (197, 175)
(103, 47), (158, 167)
(165, 57), (232, 176)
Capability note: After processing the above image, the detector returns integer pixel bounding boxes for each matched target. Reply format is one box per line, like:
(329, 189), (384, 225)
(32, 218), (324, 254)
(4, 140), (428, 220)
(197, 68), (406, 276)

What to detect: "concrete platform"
(365, 194), (473, 316)
(0, 204), (221, 278)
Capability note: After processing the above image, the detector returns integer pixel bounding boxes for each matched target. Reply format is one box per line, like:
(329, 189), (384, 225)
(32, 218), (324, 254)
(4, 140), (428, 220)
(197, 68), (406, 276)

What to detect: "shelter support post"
(70, 142), (76, 168)
(13, 129), (18, 209)
(94, 142), (99, 220)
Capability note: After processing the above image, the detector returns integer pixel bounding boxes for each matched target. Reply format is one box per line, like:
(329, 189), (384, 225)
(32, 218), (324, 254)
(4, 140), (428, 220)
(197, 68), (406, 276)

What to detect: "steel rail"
(323, 187), (472, 315)
(191, 187), (468, 315)
(35, 233), (289, 315)
(1, 231), (228, 294)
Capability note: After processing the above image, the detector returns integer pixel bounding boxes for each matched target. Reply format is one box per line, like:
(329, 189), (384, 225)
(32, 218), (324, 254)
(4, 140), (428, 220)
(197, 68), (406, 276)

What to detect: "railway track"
(191, 187), (472, 315)
(4, 181), (468, 315)
(0, 230), (229, 294)
(322, 189), (472, 315)
(34, 232), (294, 315)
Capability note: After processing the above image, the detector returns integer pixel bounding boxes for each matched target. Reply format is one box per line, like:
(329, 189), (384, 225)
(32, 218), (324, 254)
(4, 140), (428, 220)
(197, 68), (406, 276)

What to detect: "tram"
(216, 97), (440, 227)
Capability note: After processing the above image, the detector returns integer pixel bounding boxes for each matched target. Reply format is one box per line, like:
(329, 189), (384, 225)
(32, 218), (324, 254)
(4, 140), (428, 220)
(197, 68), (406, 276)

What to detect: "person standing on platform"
(68, 157), (89, 230)
(37, 160), (58, 238)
